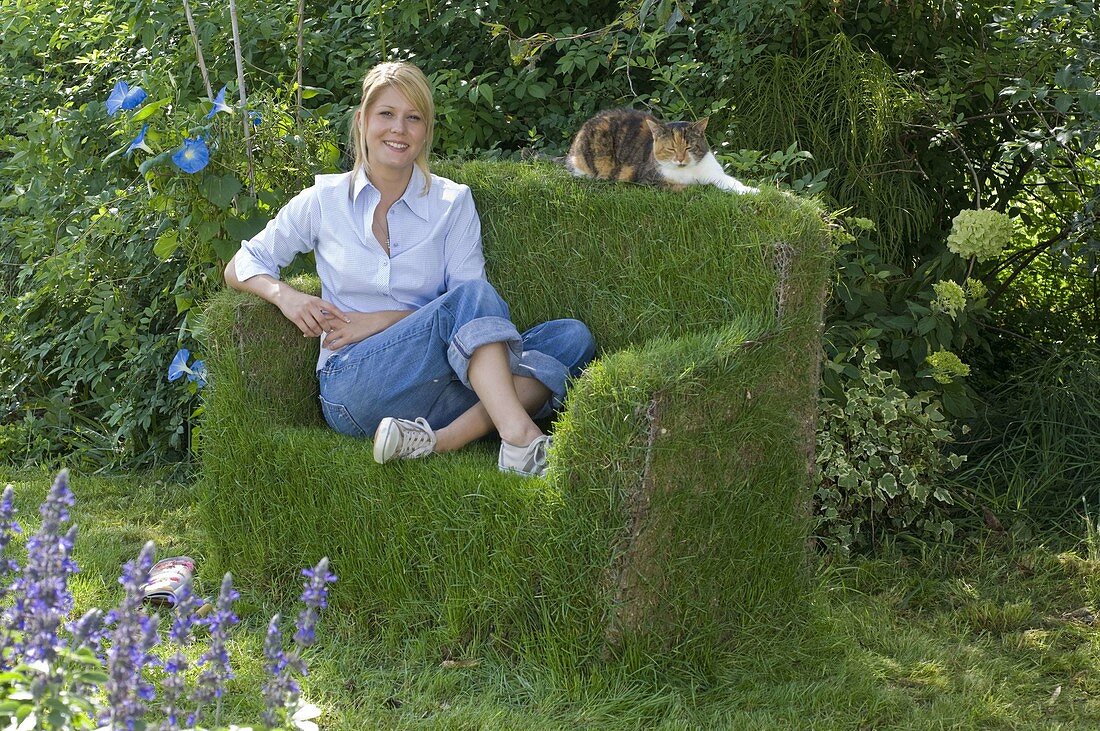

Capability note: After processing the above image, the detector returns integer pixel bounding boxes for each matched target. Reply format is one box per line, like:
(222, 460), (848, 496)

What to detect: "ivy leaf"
(131, 98), (171, 122)
(153, 230), (179, 260)
(224, 211), (269, 242)
(138, 149), (173, 174)
(211, 238), (241, 261)
(200, 174), (243, 209)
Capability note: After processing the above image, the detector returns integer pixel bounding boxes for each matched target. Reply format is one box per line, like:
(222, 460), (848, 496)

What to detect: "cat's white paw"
(712, 176), (759, 194)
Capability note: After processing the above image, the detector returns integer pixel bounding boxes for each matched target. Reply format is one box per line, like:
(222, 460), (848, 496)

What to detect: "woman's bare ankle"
(433, 427), (463, 453)
(499, 421), (544, 447)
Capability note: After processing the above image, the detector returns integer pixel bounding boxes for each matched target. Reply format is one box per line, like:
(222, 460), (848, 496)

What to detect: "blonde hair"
(349, 61), (434, 194)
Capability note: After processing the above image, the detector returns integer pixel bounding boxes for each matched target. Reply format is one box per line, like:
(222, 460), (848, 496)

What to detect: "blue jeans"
(317, 279), (596, 438)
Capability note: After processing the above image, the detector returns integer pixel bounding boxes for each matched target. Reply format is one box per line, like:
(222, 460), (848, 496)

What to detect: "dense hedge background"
(1, 0), (1096, 547)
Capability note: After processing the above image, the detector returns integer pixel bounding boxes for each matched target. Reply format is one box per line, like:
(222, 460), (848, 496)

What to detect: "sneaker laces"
(396, 417), (436, 458)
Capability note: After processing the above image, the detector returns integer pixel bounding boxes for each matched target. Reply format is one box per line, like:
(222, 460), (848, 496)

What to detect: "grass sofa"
(199, 160), (833, 666)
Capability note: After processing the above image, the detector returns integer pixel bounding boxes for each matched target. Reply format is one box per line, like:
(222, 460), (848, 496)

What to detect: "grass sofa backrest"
(202, 160), (830, 431)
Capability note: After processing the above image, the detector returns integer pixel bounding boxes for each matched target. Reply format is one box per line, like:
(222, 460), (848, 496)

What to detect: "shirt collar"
(351, 165), (430, 221)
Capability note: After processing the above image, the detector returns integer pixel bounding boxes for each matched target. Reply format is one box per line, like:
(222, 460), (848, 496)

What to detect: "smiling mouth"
(384, 141), (409, 151)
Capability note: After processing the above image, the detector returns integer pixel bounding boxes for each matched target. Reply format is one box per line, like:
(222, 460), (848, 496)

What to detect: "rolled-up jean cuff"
(448, 316), (523, 388)
(514, 349), (570, 420)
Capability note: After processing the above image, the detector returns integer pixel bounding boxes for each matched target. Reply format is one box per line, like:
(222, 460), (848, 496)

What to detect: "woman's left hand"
(323, 310), (411, 350)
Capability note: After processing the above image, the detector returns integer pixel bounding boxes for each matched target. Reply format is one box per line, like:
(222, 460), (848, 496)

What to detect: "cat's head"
(645, 117), (710, 167)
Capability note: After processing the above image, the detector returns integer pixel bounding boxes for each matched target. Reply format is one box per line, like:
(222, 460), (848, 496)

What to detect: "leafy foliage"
(0, 14), (336, 467)
(816, 348), (964, 554)
(823, 223), (988, 419)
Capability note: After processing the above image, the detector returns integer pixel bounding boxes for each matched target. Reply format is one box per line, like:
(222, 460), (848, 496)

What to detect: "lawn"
(3, 465), (1099, 730)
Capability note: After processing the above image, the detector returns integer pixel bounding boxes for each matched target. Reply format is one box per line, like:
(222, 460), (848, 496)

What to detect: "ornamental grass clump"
(0, 470), (336, 731)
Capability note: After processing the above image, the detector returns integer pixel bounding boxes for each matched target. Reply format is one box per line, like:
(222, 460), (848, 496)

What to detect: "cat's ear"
(644, 118), (662, 138)
(692, 117), (709, 133)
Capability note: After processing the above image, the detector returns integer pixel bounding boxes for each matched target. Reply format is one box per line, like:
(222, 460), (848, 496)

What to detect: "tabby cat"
(566, 108), (758, 194)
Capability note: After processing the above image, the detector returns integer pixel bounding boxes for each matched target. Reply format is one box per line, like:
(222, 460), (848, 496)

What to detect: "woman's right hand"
(276, 288), (350, 338)
(223, 253), (348, 337)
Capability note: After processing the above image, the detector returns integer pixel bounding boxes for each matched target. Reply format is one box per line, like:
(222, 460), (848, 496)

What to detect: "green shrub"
(823, 225), (989, 419)
(0, 67), (336, 468)
(815, 346), (964, 554)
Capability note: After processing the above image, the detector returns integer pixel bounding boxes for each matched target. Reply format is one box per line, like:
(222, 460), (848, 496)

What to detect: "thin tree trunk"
(182, 0), (213, 101)
(296, 0), (305, 123)
(228, 0), (255, 194)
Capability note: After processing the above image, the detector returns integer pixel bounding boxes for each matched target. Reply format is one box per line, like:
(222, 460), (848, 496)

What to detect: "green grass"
(954, 348), (1100, 525)
(5, 465), (1100, 729)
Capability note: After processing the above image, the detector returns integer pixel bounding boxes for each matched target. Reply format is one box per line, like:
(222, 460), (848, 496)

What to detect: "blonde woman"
(225, 62), (594, 477)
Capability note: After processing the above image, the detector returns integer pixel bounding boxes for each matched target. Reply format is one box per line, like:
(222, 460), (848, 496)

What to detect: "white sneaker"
(373, 417), (437, 464)
(498, 435), (552, 478)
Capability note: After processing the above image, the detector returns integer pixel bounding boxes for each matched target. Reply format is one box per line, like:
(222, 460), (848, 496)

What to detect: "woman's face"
(362, 85), (427, 177)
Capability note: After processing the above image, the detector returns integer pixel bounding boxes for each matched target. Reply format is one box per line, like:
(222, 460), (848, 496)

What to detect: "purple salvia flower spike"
(0, 484), (21, 662)
(192, 572), (239, 728)
(161, 575), (202, 731)
(260, 614), (301, 729)
(168, 575), (203, 644)
(258, 558), (337, 729)
(106, 541), (160, 730)
(66, 607), (106, 699)
(6, 470), (78, 664)
(294, 557), (336, 649)
(0, 484), (20, 578)
(69, 607), (105, 651)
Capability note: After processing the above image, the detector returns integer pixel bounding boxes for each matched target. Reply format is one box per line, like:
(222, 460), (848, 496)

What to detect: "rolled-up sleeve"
(442, 186), (486, 289)
(235, 185), (320, 282)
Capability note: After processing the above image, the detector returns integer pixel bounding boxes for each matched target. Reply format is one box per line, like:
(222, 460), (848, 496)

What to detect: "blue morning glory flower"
(106, 81), (147, 116)
(126, 124), (152, 156)
(168, 349), (190, 382)
(206, 85), (233, 118)
(249, 111), (262, 127)
(188, 359), (207, 388)
(172, 137), (210, 174)
(168, 348), (208, 387)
